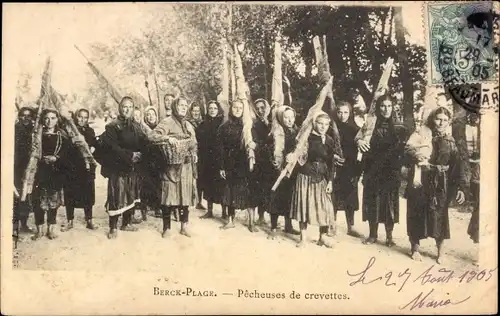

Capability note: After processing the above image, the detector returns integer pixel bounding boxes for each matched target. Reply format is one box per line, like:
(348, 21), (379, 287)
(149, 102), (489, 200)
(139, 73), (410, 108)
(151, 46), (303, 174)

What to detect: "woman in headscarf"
(356, 94), (408, 247)
(31, 109), (71, 240)
(333, 102), (362, 237)
(97, 96), (148, 239)
(139, 106), (162, 219)
(267, 106), (300, 239)
(290, 111), (337, 248)
(405, 106), (467, 263)
(198, 100), (225, 219)
(62, 108), (98, 231)
(218, 99), (258, 231)
(188, 102), (205, 210)
(148, 96), (198, 238)
(251, 98), (273, 226)
(14, 106), (37, 235)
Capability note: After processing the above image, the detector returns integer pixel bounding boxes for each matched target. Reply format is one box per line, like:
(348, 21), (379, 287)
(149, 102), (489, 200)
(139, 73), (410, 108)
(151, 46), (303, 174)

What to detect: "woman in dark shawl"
(14, 106), (36, 235)
(405, 106), (467, 264)
(148, 96), (198, 238)
(31, 109), (71, 240)
(267, 106), (300, 239)
(198, 100), (225, 219)
(251, 98), (273, 226)
(356, 94), (408, 247)
(333, 102), (362, 237)
(62, 108), (98, 231)
(218, 100), (258, 231)
(138, 106), (161, 219)
(96, 96), (148, 239)
(187, 102), (205, 210)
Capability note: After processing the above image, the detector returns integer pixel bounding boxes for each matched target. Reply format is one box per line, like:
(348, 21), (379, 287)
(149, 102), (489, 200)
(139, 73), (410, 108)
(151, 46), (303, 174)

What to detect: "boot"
(86, 219), (98, 230)
(248, 209), (259, 233)
(180, 222), (192, 238)
(131, 211), (143, 224)
(347, 224), (362, 238)
(317, 234), (335, 248)
(220, 216), (236, 230)
(107, 229), (117, 239)
(61, 220), (74, 232)
(284, 218), (300, 235)
(363, 222), (378, 244)
(46, 224), (58, 240)
(385, 230), (396, 247)
(19, 219), (34, 233)
(221, 207), (228, 220)
(141, 210), (147, 222)
(411, 243), (422, 261)
(162, 215), (171, 238)
(31, 225), (44, 241)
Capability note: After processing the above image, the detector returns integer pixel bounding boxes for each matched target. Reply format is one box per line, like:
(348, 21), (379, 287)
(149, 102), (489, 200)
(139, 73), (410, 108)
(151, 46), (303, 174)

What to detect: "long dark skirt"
(222, 176), (255, 210)
(467, 182), (479, 243)
(106, 171), (141, 217)
(64, 175), (95, 208)
(333, 170), (359, 212)
(198, 163), (224, 204)
(141, 173), (160, 209)
(362, 182), (399, 224)
(250, 164), (274, 209)
(268, 172), (294, 217)
(406, 186), (450, 241)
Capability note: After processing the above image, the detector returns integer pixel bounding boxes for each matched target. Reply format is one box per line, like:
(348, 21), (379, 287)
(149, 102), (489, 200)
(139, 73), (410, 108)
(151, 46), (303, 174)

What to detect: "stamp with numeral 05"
(425, 1), (499, 85)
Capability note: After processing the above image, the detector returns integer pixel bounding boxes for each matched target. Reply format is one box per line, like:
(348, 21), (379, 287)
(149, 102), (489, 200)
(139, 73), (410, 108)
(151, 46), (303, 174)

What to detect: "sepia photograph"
(1, 2), (498, 315)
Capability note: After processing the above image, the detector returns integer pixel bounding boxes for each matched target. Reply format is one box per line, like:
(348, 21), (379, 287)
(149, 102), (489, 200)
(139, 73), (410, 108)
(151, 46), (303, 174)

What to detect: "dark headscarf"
(171, 96), (190, 134)
(17, 106), (36, 120)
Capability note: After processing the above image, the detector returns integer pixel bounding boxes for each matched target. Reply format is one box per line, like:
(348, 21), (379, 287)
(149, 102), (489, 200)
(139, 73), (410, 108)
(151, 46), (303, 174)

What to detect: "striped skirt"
(290, 173), (335, 226)
(106, 171), (141, 216)
(161, 163), (197, 207)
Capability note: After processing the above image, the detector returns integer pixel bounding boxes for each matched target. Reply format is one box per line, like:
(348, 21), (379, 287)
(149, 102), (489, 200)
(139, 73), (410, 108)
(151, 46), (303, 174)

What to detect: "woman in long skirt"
(198, 100), (225, 219)
(148, 96), (198, 238)
(97, 96), (148, 239)
(405, 106), (467, 263)
(290, 111), (337, 248)
(333, 102), (362, 237)
(31, 109), (71, 240)
(14, 106), (36, 235)
(188, 102), (206, 210)
(62, 108), (98, 231)
(356, 95), (407, 247)
(218, 100), (258, 232)
(139, 106), (161, 219)
(251, 99), (272, 225)
(267, 106), (300, 239)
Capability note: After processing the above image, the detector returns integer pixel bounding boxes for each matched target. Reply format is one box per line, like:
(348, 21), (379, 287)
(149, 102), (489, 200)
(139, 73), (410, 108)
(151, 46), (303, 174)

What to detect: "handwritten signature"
(346, 256), (497, 309)
(400, 288), (471, 311)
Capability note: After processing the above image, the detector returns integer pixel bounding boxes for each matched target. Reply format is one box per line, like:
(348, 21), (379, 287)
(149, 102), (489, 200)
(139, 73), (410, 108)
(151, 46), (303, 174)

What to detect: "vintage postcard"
(1, 2), (498, 315)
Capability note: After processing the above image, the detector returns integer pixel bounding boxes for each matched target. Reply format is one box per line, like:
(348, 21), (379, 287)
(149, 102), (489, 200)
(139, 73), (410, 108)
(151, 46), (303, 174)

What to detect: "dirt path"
(13, 171), (478, 278)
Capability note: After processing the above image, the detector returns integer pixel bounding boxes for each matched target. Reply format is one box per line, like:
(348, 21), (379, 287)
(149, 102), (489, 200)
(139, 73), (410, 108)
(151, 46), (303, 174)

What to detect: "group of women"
(13, 89), (477, 264)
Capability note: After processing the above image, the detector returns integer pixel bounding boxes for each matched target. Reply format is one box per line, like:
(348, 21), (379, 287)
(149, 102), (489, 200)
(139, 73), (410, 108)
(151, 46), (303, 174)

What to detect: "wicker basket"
(158, 135), (194, 165)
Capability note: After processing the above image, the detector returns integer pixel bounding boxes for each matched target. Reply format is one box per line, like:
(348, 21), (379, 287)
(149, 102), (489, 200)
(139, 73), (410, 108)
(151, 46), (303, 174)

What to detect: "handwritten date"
(347, 257), (497, 293)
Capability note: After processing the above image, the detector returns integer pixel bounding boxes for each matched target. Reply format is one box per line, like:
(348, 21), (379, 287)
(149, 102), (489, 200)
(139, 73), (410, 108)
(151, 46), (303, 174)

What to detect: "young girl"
(268, 106), (300, 239)
(31, 109), (71, 240)
(405, 106), (467, 263)
(290, 111), (336, 248)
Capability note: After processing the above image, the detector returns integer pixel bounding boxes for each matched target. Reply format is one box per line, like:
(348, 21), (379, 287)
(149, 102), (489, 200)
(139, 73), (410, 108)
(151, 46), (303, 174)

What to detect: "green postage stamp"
(426, 1), (498, 85)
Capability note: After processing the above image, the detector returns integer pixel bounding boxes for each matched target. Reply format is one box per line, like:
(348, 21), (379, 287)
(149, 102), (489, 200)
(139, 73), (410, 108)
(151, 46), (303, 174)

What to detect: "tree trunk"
(394, 7), (414, 130)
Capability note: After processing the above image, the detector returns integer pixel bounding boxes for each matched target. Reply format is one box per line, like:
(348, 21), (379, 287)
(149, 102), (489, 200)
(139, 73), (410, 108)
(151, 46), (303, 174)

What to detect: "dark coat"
(95, 118), (148, 178)
(63, 125), (97, 208)
(333, 121), (361, 211)
(197, 115), (224, 204)
(361, 118), (407, 224)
